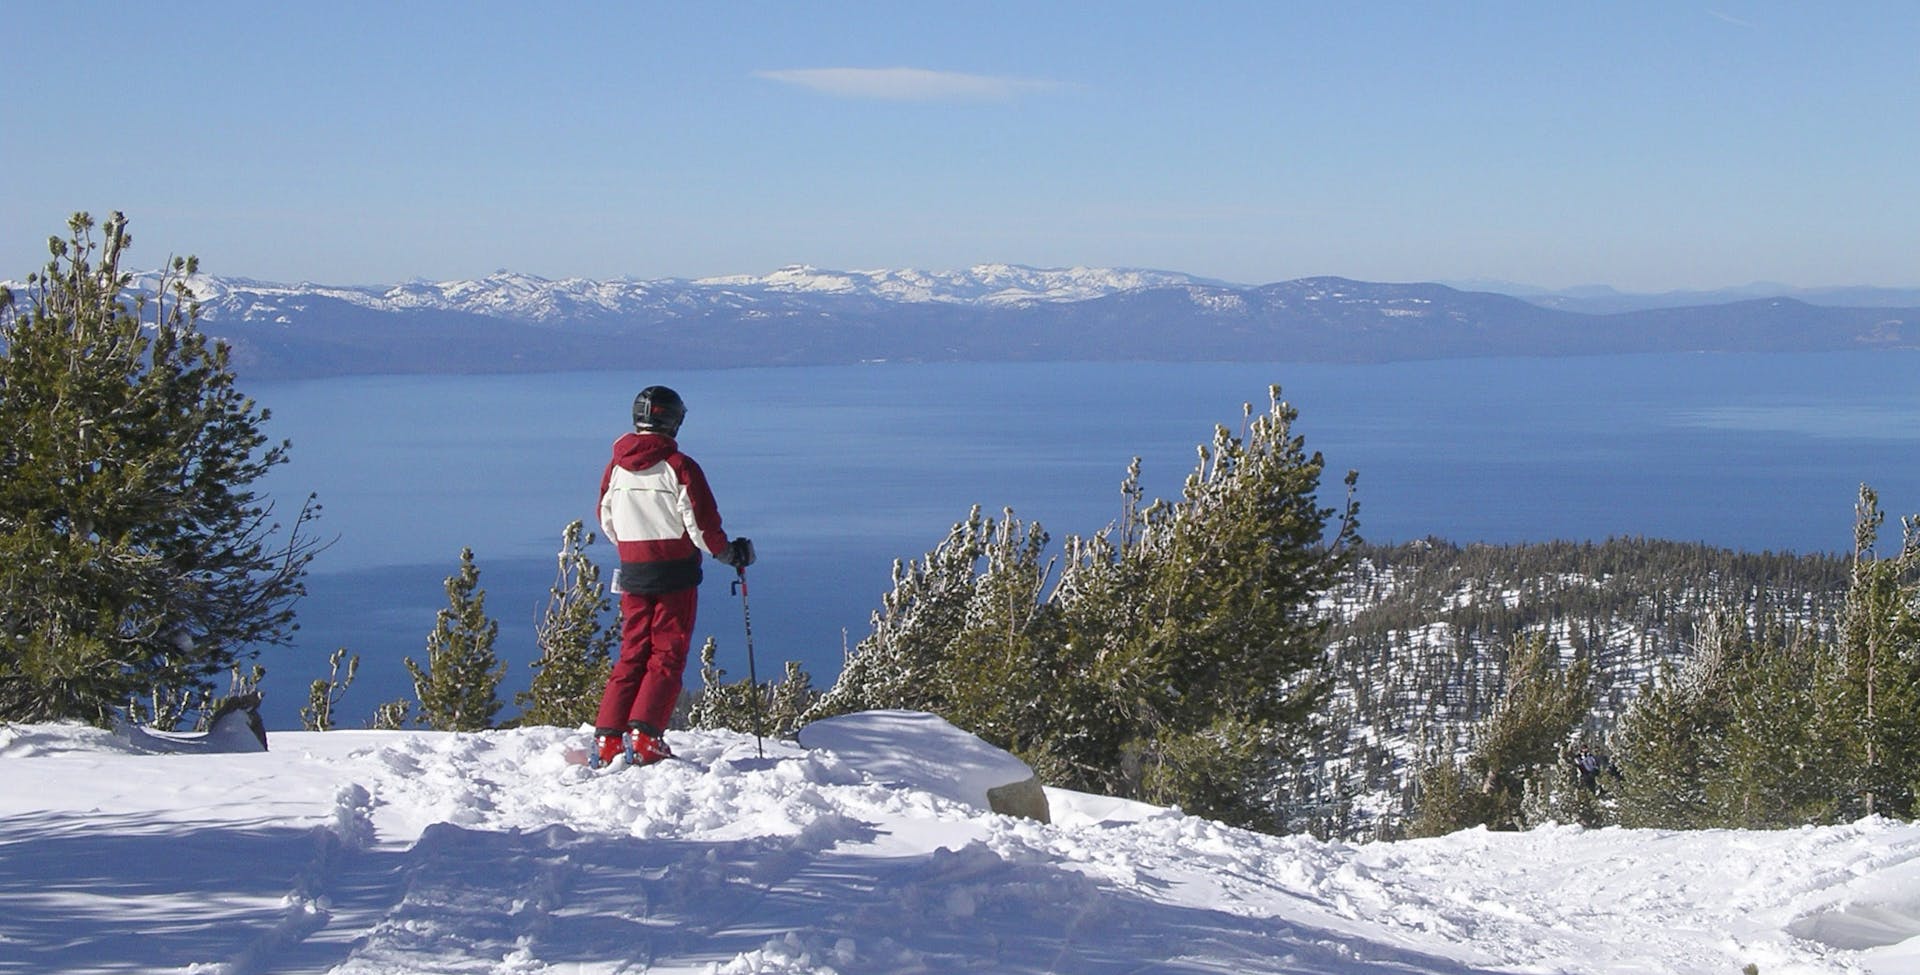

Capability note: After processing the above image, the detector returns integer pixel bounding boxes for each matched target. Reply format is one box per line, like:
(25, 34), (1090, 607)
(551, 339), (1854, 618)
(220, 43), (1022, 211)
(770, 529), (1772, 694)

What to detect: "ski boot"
(628, 721), (673, 766)
(589, 729), (627, 770)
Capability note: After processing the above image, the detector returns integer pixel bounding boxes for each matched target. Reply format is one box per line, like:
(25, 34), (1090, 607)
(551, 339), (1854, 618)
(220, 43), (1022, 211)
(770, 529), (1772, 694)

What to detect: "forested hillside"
(1290, 538), (1856, 838)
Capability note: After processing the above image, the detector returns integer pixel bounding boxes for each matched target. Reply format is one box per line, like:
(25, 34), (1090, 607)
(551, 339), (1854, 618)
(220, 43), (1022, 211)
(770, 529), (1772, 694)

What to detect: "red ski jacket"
(597, 432), (730, 593)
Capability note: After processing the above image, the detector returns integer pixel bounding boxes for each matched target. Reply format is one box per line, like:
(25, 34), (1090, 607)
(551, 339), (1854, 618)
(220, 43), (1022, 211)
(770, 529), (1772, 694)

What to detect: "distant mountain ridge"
(1495, 281), (1920, 314)
(147, 264), (1214, 322)
(92, 265), (1920, 378)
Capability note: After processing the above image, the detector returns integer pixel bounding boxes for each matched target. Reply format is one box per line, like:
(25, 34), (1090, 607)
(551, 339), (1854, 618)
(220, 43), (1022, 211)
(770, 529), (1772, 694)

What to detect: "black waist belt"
(618, 555), (702, 594)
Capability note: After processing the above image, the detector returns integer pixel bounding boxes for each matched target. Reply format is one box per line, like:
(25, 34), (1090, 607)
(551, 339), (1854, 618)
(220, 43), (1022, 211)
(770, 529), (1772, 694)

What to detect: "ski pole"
(730, 566), (765, 759)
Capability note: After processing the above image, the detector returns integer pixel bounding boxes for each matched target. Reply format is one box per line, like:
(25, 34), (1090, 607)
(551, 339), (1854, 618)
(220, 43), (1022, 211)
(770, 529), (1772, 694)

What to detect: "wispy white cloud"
(1707, 8), (1757, 29)
(754, 67), (1071, 102)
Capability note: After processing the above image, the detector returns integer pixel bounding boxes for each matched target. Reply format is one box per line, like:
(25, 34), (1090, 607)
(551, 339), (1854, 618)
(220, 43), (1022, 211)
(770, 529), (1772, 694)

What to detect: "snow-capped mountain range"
(149, 264), (1216, 326)
(72, 263), (1920, 377)
(693, 263), (1217, 306)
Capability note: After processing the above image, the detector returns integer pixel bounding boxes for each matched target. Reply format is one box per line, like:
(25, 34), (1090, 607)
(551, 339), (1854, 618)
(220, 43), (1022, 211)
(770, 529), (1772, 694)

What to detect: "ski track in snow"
(4, 723), (1919, 974)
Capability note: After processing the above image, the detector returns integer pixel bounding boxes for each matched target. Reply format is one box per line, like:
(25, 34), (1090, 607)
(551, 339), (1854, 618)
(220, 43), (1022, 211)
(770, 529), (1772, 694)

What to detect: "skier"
(1569, 745), (1606, 793)
(591, 385), (754, 768)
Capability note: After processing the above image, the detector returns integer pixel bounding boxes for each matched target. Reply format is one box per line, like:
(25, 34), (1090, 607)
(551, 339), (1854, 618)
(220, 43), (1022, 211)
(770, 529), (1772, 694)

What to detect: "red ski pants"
(594, 587), (698, 734)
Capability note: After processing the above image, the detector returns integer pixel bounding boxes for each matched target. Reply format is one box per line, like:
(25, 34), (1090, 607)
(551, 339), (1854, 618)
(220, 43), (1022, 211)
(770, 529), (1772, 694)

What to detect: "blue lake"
(251, 352), (1920, 729)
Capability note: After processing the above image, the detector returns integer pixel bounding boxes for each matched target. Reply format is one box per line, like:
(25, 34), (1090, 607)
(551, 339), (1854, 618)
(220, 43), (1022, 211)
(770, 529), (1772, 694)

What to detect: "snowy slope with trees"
(1287, 538), (1860, 839)
(4, 718), (1920, 975)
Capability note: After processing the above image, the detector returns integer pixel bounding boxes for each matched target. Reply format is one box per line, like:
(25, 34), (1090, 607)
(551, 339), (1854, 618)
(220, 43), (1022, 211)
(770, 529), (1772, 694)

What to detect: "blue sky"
(6, 2), (1916, 291)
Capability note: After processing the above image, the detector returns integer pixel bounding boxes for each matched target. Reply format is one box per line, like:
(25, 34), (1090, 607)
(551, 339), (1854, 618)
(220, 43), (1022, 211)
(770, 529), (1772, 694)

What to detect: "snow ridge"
(119, 264), (1216, 327)
(693, 263), (1207, 305)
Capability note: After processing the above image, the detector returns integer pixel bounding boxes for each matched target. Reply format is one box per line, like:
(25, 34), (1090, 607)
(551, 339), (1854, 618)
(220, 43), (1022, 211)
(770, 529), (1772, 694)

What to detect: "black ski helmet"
(632, 385), (687, 435)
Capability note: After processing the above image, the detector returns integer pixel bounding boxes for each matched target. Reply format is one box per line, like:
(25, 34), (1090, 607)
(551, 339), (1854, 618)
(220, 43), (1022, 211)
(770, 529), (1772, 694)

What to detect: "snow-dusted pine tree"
(369, 699), (411, 731)
(1665, 490), (1920, 828)
(1710, 625), (1851, 826)
(1610, 613), (1744, 828)
(1410, 633), (1594, 835)
(806, 508), (993, 718)
(301, 647), (359, 731)
(934, 509), (1057, 748)
(812, 388), (1360, 832)
(1052, 390), (1360, 824)
(405, 547), (504, 731)
(686, 638), (736, 730)
(765, 660), (816, 738)
(688, 639), (815, 738)
(515, 521), (613, 728)
(1832, 484), (1920, 818)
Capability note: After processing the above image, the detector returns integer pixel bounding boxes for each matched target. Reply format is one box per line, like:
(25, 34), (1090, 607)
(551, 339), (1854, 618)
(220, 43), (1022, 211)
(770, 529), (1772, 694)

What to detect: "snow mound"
(1042, 787), (1172, 828)
(799, 710), (1050, 822)
(1787, 842), (1920, 956)
(0, 721), (132, 757)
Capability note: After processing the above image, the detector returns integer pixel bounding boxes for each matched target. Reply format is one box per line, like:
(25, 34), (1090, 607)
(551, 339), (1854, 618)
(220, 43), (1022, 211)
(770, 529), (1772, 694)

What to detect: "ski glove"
(716, 537), (756, 568)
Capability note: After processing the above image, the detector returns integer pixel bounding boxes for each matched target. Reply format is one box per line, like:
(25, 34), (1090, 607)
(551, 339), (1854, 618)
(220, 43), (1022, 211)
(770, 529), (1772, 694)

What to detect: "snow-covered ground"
(3, 719), (1918, 975)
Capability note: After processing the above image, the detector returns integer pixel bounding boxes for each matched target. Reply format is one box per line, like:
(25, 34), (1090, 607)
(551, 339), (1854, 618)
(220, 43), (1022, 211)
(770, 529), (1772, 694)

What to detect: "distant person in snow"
(591, 385), (754, 768)
(1568, 745), (1608, 793)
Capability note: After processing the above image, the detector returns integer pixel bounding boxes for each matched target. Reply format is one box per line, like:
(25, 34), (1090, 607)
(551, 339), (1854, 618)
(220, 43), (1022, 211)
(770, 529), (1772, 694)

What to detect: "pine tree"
(686, 637), (735, 730)
(405, 547), (504, 731)
(765, 660), (814, 737)
(1519, 762), (1607, 829)
(1472, 634), (1595, 829)
(1684, 488), (1920, 828)
(1711, 628), (1851, 827)
(935, 509), (1059, 749)
(686, 636), (762, 733)
(301, 647), (358, 731)
(0, 212), (322, 725)
(1610, 614), (1743, 828)
(687, 637), (815, 737)
(1140, 713), (1279, 826)
(370, 699), (411, 731)
(1410, 633), (1594, 834)
(807, 508), (992, 718)
(1832, 484), (1920, 818)
(515, 521), (613, 728)
(1409, 750), (1499, 837)
(1026, 517), (1137, 790)
(1058, 390), (1360, 822)
(811, 388), (1360, 832)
